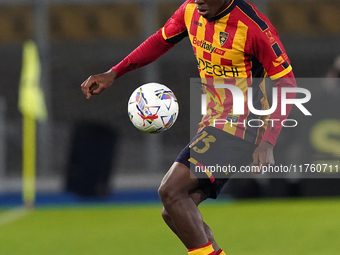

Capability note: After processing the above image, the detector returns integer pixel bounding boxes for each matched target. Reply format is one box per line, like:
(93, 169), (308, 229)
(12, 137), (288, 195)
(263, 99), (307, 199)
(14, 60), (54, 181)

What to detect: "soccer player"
(81, 0), (297, 254)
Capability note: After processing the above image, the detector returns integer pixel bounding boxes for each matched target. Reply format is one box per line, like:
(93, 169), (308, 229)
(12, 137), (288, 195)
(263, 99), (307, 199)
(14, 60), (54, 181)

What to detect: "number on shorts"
(189, 131), (216, 154)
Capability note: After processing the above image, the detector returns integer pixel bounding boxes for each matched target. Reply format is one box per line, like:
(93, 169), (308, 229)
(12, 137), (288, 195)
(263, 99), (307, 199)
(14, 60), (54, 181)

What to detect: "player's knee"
(158, 183), (181, 205)
(161, 207), (172, 223)
(158, 183), (171, 203)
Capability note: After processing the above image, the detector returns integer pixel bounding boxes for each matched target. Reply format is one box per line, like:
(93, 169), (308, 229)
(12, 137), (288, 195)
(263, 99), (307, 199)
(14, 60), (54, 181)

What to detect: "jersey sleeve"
(111, 1), (190, 77)
(250, 25), (292, 80)
(161, 0), (189, 44)
(111, 30), (174, 77)
(262, 71), (297, 146)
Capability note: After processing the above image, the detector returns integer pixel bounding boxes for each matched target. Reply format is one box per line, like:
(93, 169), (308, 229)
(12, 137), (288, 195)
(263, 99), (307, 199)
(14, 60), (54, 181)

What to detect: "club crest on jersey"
(219, 32), (229, 47)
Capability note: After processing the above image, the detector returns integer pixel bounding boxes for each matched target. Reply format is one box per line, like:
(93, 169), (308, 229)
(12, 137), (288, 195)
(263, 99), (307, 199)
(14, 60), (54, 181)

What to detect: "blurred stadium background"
(0, 0), (339, 254)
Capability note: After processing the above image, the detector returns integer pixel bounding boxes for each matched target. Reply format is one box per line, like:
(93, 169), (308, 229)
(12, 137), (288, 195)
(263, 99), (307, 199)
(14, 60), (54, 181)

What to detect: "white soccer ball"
(128, 83), (179, 133)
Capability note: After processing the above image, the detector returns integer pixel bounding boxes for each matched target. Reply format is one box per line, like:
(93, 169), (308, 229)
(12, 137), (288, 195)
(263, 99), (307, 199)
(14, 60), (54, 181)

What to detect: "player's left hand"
(252, 141), (275, 173)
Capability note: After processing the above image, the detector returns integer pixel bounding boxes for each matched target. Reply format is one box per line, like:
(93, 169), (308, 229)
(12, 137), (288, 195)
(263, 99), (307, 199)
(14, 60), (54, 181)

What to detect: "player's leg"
(161, 190), (221, 252)
(160, 126), (256, 254)
(163, 209), (222, 252)
(158, 162), (212, 251)
(158, 127), (226, 253)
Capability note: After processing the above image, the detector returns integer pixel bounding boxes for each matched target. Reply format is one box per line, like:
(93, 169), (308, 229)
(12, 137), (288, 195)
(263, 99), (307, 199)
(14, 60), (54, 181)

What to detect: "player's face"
(195, 0), (232, 19)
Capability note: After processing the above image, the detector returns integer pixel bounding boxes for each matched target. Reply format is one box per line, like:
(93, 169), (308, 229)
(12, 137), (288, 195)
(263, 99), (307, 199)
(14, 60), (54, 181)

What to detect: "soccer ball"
(128, 83), (179, 133)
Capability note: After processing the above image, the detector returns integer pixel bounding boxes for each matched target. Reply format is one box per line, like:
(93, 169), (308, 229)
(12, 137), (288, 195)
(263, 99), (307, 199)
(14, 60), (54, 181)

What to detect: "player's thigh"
(159, 162), (200, 197)
(161, 189), (206, 220)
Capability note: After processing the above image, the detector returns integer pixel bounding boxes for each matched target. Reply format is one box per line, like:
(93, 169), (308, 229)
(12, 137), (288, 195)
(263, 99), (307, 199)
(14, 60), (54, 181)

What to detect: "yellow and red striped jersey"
(161, 0), (293, 145)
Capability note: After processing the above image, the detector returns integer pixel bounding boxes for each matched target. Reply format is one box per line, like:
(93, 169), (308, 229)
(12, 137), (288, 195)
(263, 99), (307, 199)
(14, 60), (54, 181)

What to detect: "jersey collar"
(207, 0), (238, 22)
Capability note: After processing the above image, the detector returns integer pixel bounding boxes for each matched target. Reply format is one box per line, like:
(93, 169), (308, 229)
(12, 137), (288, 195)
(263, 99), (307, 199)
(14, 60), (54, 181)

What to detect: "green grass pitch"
(0, 199), (339, 255)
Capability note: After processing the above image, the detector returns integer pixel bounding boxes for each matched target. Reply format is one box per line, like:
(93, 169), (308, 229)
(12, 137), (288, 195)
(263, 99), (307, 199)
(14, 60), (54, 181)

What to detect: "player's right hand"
(81, 69), (117, 99)
(252, 141), (275, 174)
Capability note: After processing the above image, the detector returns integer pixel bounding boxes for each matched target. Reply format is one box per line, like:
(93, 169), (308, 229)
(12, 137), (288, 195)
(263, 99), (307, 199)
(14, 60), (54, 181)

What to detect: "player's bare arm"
(81, 69), (117, 99)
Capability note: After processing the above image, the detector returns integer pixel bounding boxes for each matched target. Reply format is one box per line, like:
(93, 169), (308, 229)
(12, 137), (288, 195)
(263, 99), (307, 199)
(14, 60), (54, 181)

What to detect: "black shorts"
(176, 126), (257, 199)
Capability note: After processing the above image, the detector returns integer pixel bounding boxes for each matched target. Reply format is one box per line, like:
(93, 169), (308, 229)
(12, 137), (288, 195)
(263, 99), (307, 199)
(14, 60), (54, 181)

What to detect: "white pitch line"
(0, 208), (31, 227)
